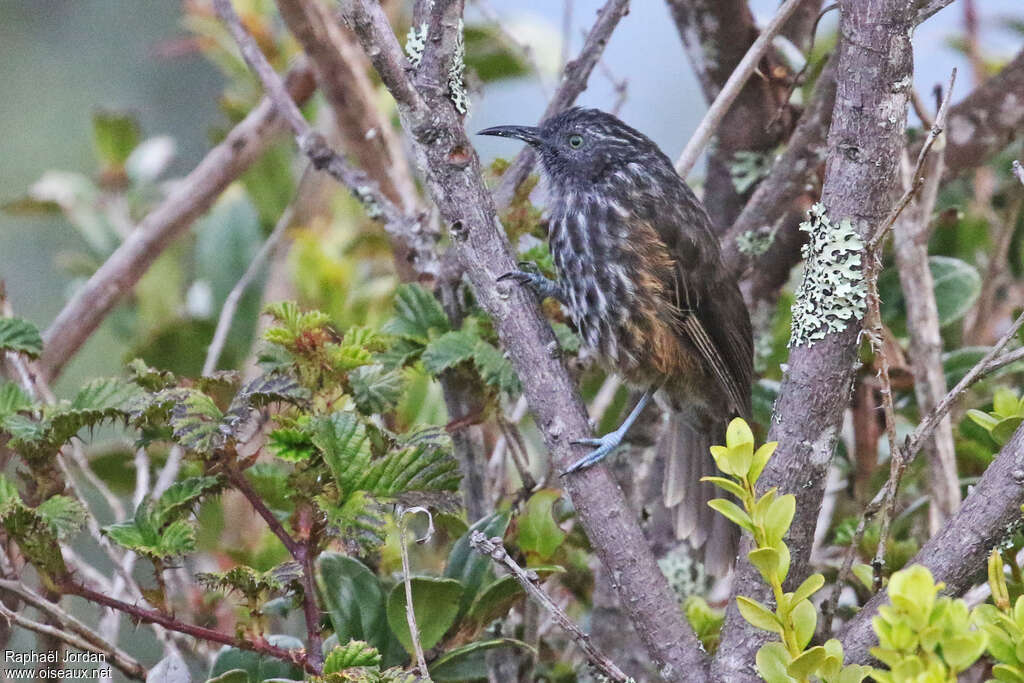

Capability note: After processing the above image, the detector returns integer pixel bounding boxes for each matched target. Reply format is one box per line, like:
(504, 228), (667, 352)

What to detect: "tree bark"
(712, 2), (918, 679)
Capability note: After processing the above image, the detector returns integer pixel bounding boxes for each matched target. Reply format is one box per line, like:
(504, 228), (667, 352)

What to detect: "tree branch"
(340, 1), (708, 678)
(712, 2), (918, 679)
(470, 531), (630, 682)
(0, 579), (147, 680)
(38, 66), (317, 383)
(840, 423), (1024, 661)
(63, 579), (313, 673)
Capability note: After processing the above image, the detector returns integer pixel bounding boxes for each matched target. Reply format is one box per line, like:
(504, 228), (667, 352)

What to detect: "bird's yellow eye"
(568, 134), (584, 149)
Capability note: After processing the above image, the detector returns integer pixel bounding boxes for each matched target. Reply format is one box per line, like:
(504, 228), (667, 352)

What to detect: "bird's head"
(478, 107), (666, 189)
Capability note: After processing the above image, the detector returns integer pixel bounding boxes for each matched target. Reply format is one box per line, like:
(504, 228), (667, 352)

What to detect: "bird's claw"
(561, 431), (626, 476)
(498, 269), (561, 302)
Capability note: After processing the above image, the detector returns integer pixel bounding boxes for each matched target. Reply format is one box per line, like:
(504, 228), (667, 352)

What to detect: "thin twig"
(212, 0), (414, 239)
(0, 580), (147, 680)
(203, 164), (312, 375)
(470, 531), (629, 682)
(399, 507), (434, 679)
(673, 0), (807, 178)
(869, 69), (957, 250)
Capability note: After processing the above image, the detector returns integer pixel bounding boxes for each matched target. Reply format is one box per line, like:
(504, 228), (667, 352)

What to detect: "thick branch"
(937, 47), (1024, 181)
(840, 424), (1024, 661)
(38, 66), (317, 383)
(341, 1), (707, 678)
(712, 2), (918, 680)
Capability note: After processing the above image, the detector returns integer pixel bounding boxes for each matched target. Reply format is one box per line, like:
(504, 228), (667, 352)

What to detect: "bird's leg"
(497, 269), (566, 305)
(563, 388), (654, 474)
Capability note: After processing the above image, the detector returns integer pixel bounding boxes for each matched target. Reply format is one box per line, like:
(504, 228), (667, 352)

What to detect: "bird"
(479, 107), (753, 574)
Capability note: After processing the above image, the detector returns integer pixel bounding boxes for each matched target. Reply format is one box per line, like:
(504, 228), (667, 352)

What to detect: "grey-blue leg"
(498, 270), (566, 305)
(563, 388), (654, 475)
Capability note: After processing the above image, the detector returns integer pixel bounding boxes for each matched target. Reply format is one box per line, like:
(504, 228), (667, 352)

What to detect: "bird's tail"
(661, 412), (740, 577)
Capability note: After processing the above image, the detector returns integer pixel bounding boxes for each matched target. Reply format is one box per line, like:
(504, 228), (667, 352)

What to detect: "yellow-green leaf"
(737, 596), (782, 634)
(786, 645), (826, 679)
(708, 499), (755, 533)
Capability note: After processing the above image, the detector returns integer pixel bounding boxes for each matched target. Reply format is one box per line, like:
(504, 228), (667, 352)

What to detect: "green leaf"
(386, 577), (463, 653)
(444, 511), (512, 620)
(786, 645), (826, 679)
(764, 494), (796, 547)
(993, 388), (1021, 418)
(791, 573), (825, 606)
(750, 441), (778, 483)
(992, 417), (1024, 446)
(791, 598), (818, 650)
(472, 340), (521, 394)
(34, 496), (87, 539)
(755, 642), (795, 683)
(0, 318), (43, 358)
(0, 381), (33, 420)
(736, 596), (782, 634)
(358, 427), (460, 497)
(463, 24), (531, 82)
(317, 553), (399, 664)
(879, 256), (981, 328)
(968, 408), (1000, 431)
(462, 566), (564, 636)
(708, 498), (755, 533)
(852, 563), (874, 589)
(421, 330), (479, 374)
(349, 365), (405, 414)
(993, 664), (1024, 683)
(208, 634), (304, 683)
(92, 110), (140, 166)
(383, 284), (450, 344)
(313, 412), (372, 493)
(701, 476), (747, 499)
(517, 489), (566, 561)
(267, 428), (315, 462)
(169, 391), (224, 454)
(943, 632), (987, 672)
(748, 547), (781, 584)
(323, 640), (381, 672)
(153, 476), (222, 526)
(429, 638), (533, 681)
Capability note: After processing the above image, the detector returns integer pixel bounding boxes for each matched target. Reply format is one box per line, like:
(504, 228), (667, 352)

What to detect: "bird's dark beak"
(477, 125), (543, 147)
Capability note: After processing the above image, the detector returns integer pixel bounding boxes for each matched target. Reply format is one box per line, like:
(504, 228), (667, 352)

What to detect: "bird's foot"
(497, 269), (562, 302)
(562, 430), (626, 475)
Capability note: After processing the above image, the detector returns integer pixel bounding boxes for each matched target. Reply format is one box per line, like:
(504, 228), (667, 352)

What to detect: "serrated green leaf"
(421, 330), (479, 375)
(0, 381), (33, 420)
(314, 412), (372, 493)
(323, 639), (382, 673)
(0, 318), (43, 358)
(268, 428), (315, 462)
(169, 391), (224, 454)
(35, 495), (87, 538)
(383, 284), (449, 344)
(386, 577), (462, 653)
(472, 340), (521, 394)
(153, 476), (221, 526)
(349, 365), (405, 414)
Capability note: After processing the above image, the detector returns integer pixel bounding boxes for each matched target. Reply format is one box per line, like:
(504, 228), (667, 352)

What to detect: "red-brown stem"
(64, 580), (312, 673)
(222, 461), (324, 671)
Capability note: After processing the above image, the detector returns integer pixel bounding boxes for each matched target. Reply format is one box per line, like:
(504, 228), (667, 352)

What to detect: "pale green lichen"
(658, 544), (706, 604)
(447, 19), (470, 114)
(735, 227), (774, 257)
(404, 23), (428, 67)
(729, 149), (773, 194)
(788, 203), (867, 348)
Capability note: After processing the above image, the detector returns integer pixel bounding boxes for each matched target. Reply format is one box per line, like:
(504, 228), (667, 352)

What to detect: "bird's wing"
(655, 197), (754, 418)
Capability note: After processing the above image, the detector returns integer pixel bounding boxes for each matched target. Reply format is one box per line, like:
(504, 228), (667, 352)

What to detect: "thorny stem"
(64, 580), (314, 674)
